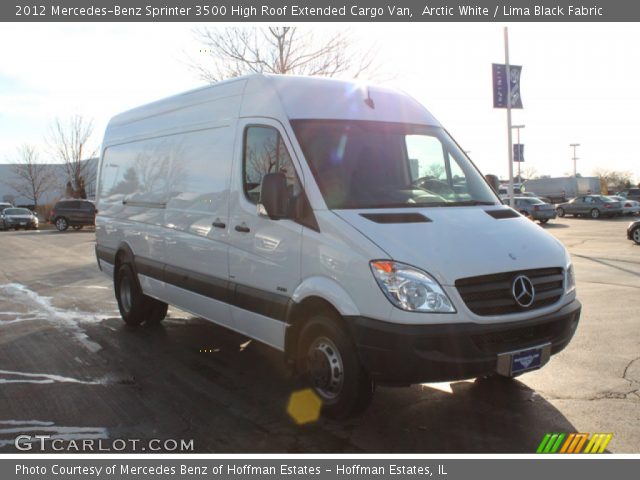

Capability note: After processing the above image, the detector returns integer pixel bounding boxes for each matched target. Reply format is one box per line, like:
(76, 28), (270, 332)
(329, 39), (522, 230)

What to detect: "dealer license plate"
(496, 343), (552, 376)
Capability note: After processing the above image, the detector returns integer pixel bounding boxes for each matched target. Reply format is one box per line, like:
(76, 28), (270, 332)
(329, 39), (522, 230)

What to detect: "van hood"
(333, 207), (567, 286)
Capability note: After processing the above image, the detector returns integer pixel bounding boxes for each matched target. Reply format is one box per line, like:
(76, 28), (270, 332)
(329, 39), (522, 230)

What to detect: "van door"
(227, 119), (304, 350)
(162, 128), (235, 329)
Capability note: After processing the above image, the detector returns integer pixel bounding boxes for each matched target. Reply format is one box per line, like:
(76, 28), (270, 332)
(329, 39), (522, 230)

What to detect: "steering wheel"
(412, 177), (456, 197)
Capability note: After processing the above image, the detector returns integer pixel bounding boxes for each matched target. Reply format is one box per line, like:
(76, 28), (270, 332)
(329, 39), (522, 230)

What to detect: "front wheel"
(298, 314), (375, 419)
(591, 208), (601, 219)
(115, 263), (167, 326)
(631, 227), (640, 245)
(556, 207), (565, 217)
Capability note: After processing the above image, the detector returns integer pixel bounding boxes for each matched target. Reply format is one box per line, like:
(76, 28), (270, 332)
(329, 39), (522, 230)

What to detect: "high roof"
(103, 74), (441, 146)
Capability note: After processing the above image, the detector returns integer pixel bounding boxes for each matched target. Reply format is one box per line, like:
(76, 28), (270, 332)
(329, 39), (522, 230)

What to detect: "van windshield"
(291, 120), (498, 209)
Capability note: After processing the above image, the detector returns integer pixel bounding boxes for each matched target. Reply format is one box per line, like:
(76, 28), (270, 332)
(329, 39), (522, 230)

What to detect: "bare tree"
(522, 166), (539, 180)
(593, 168), (634, 193)
(4, 145), (56, 209)
(47, 115), (97, 198)
(192, 27), (378, 83)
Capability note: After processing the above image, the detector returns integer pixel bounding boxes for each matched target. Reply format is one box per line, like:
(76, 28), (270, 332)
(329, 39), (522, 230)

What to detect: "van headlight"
(370, 260), (455, 313)
(565, 264), (576, 294)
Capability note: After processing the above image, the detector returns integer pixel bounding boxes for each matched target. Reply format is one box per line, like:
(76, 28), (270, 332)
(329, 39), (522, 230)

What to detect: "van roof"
(104, 74), (441, 146)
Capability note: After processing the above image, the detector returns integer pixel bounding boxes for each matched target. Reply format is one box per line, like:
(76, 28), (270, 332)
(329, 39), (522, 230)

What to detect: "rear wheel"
(632, 227), (640, 245)
(590, 208), (600, 219)
(298, 314), (375, 419)
(115, 263), (167, 326)
(556, 207), (565, 217)
(55, 217), (69, 231)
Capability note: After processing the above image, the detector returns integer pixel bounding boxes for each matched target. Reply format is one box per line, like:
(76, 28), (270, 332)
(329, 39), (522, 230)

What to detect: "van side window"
(243, 126), (301, 205)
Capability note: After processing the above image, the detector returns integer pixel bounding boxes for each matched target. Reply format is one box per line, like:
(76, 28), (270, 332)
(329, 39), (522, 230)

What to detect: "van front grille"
(455, 268), (564, 316)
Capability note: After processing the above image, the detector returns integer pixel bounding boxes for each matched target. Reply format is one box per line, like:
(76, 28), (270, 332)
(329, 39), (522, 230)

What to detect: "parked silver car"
(512, 197), (557, 224)
(556, 195), (623, 219)
(0, 208), (39, 230)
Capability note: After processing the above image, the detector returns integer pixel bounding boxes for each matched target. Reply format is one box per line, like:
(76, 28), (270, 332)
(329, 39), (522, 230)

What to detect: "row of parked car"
(498, 189), (640, 246)
(0, 199), (96, 232)
(556, 195), (640, 219)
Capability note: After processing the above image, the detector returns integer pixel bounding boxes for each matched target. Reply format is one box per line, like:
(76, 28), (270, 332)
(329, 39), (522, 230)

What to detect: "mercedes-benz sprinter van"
(96, 74), (580, 418)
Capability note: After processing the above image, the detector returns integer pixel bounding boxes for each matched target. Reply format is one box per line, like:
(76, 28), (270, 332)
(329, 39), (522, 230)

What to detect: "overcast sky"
(1, 23), (638, 183)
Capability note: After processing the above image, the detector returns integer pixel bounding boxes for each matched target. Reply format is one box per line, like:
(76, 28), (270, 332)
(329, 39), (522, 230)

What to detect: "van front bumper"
(345, 299), (581, 385)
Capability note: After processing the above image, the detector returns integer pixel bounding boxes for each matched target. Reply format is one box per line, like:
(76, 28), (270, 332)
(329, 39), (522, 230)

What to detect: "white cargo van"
(96, 74), (580, 418)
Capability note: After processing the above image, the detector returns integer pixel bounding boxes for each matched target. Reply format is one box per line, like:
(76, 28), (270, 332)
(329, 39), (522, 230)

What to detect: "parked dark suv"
(48, 199), (96, 231)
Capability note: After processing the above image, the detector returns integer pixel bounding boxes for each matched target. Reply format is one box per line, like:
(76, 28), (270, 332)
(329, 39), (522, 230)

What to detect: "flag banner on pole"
(513, 143), (525, 162)
(493, 64), (523, 108)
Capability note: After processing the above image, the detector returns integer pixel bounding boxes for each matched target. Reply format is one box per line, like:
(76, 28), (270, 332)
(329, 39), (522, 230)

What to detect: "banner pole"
(505, 26), (515, 208)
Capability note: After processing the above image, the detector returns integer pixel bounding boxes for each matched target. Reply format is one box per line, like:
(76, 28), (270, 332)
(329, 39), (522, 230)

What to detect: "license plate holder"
(496, 343), (551, 376)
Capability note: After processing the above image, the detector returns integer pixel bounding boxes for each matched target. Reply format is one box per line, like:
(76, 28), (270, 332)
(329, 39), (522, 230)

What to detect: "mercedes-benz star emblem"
(512, 275), (535, 308)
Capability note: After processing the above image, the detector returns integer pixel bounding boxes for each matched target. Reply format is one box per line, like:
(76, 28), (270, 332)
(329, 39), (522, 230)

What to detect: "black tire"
(590, 208), (600, 219)
(55, 217), (69, 231)
(539, 218), (549, 224)
(631, 227), (640, 245)
(298, 314), (375, 419)
(115, 263), (168, 326)
(556, 207), (565, 217)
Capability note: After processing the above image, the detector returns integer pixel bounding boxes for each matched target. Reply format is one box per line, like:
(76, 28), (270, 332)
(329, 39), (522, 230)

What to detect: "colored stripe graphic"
(536, 433), (552, 453)
(559, 433), (575, 453)
(537, 433), (612, 453)
(585, 433), (613, 453)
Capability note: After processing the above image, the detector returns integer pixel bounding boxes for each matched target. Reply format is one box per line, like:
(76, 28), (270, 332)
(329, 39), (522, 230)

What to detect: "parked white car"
(96, 74), (581, 418)
(609, 195), (640, 215)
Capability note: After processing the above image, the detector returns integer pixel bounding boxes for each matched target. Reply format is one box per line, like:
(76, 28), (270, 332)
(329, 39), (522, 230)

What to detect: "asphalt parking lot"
(0, 216), (638, 453)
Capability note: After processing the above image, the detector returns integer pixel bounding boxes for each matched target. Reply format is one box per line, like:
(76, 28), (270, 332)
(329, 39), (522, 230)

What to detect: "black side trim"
(234, 284), (289, 321)
(135, 256), (165, 281)
(360, 212), (432, 224)
(165, 265), (231, 304)
(485, 209), (520, 219)
(95, 245), (116, 264)
(133, 255), (288, 322)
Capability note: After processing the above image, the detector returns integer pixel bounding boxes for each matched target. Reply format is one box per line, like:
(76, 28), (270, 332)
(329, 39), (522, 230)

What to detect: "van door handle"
(234, 224), (250, 233)
(212, 220), (226, 229)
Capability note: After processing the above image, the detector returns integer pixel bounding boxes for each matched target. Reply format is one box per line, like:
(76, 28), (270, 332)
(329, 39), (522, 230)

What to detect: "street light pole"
(512, 124), (525, 183)
(504, 27), (515, 208)
(570, 143), (580, 177)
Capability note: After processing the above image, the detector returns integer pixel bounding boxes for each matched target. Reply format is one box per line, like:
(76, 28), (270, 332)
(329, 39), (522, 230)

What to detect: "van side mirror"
(258, 172), (289, 219)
